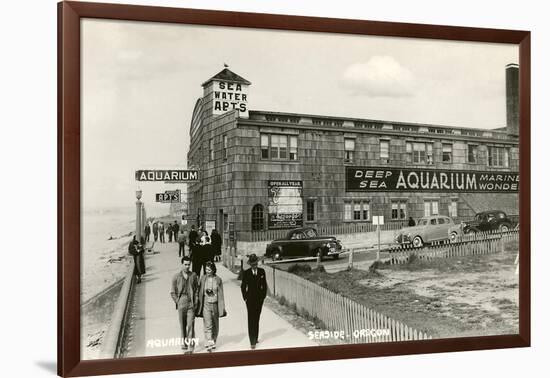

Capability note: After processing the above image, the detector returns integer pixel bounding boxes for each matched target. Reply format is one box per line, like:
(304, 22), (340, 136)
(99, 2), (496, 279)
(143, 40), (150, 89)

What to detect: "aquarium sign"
(346, 167), (519, 193)
(135, 170), (198, 182)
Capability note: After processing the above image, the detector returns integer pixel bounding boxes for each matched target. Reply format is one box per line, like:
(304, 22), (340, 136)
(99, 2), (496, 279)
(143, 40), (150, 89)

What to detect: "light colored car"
(395, 215), (456, 248)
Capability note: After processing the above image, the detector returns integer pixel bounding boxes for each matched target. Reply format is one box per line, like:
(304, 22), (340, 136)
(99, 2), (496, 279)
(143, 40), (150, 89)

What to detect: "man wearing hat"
(240, 254), (267, 349)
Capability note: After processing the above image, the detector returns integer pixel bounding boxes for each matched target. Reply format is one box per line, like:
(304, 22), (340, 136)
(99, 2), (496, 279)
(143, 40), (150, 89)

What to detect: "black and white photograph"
(79, 16), (521, 362)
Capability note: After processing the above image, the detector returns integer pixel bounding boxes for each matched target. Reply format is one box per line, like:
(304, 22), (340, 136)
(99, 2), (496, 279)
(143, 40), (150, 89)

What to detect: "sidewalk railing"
(100, 260), (136, 358)
(388, 229), (519, 265)
(264, 265), (431, 343)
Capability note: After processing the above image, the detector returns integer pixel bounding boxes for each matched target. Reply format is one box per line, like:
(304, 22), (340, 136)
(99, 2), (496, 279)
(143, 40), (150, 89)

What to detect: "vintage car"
(395, 215), (456, 247)
(265, 227), (343, 261)
(449, 210), (513, 237)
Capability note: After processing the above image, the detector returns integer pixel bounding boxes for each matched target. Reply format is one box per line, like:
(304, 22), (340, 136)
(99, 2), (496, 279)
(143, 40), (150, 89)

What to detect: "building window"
(424, 200), (439, 216)
(468, 144), (478, 163)
(407, 142), (433, 164)
(271, 134), (287, 159)
(344, 138), (355, 163)
(260, 134), (297, 161)
(306, 200), (315, 222)
(289, 136), (298, 161)
(448, 200), (458, 218)
(362, 203), (370, 220)
(488, 146), (509, 167)
(344, 202), (352, 221)
(380, 140), (389, 161)
(391, 200), (407, 220)
(209, 138), (214, 161)
(222, 134), (228, 161)
(345, 200), (369, 221)
(261, 134), (269, 159)
(251, 204), (264, 231)
(442, 143), (453, 163)
(353, 203), (361, 220)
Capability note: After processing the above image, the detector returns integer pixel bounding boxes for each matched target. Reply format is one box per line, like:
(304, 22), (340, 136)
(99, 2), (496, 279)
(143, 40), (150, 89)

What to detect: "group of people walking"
(170, 249), (267, 353)
(144, 220), (183, 244)
(131, 220), (267, 354)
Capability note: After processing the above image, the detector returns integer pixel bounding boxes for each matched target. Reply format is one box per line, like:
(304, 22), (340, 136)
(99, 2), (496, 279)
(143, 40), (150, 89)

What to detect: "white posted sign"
(372, 216), (384, 225)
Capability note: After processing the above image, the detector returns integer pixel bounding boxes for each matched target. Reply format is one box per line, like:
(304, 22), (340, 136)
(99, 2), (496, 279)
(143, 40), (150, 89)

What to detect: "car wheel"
(450, 232), (458, 243)
(412, 236), (423, 248)
(499, 224), (509, 232)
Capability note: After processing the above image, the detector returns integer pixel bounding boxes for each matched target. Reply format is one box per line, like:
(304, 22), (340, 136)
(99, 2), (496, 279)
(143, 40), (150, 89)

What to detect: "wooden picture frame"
(58, 1), (530, 376)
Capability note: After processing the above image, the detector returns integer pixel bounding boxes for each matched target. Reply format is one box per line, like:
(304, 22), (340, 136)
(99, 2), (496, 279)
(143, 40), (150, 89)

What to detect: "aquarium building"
(186, 66), (519, 242)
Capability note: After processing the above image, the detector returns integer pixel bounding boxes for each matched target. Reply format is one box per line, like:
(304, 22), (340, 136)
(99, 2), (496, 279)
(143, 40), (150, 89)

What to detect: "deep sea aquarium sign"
(346, 167), (519, 193)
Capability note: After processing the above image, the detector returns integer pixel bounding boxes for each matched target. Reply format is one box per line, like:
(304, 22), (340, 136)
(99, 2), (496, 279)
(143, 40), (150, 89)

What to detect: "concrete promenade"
(124, 240), (317, 357)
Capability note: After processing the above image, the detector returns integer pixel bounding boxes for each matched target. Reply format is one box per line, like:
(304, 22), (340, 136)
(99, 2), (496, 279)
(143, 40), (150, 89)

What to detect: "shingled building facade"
(187, 66), (519, 242)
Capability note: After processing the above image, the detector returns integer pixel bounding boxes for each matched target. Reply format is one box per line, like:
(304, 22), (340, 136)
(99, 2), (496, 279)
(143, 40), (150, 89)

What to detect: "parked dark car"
(461, 210), (513, 233)
(265, 227), (343, 261)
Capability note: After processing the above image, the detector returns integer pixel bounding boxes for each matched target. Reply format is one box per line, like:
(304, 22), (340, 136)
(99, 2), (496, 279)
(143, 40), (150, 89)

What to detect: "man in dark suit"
(240, 254), (267, 349)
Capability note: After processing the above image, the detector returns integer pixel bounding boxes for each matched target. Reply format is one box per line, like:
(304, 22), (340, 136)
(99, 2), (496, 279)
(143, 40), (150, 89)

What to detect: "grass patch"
(283, 247), (518, 338)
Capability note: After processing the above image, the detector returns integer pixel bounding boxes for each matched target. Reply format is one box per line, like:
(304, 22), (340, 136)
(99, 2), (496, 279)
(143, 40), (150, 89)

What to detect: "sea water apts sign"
(155, 190), (181, 203)
(135, 170), (199, 182)
(213, 81), (249, 117)
(268, 180), (303, 229)
(346, 167), (519, 193)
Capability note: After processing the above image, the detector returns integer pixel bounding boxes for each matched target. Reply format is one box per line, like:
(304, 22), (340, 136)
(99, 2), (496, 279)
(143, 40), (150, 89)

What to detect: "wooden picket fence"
(388, 229), (519, 265)
(264, 266), (431, 343)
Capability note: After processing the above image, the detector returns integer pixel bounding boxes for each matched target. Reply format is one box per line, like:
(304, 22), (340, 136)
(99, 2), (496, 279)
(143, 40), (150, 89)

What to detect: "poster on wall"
(268, 180), (303, 229)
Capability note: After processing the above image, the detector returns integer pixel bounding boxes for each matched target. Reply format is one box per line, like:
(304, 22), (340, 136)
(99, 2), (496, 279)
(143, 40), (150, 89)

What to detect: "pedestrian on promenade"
(167, 223), (173, 243)
(177, 227), (187, 258)
(196, 261), (226, 352)
(191, 242), (204, 278)
(188, 225), (199, 272)
(201, 236), (215, 274)
(211, 229), (222, 262)
(408, 217), (416, 227)
(152, 221), (159, 242)
(128, 235), (145, 283)
(173, 221), (180, 243)
(170, 256), (199, 354)
(159, 222), (165, 243)
(240, 254), (267, 349)
(189, 225), (198, 248)
(144, 223), (151, 242)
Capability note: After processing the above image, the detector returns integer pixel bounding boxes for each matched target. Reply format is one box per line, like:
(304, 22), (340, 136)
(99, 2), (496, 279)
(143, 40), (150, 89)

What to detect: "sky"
(81, 18), (518, 215)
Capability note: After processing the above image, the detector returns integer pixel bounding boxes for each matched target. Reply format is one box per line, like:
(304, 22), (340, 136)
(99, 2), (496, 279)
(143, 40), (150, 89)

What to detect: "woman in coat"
(196, 261), (226, 352)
